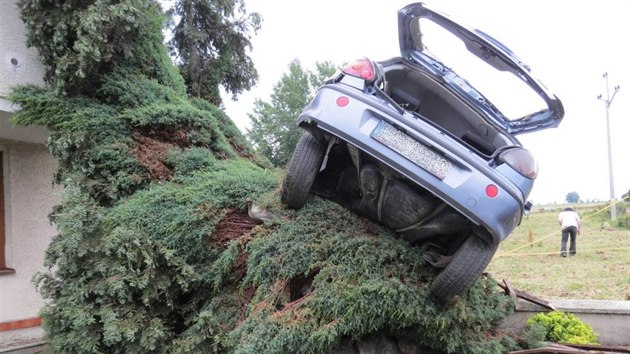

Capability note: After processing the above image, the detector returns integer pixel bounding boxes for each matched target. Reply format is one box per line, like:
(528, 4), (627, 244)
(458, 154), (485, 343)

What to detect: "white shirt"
(558, 210), (580, 229)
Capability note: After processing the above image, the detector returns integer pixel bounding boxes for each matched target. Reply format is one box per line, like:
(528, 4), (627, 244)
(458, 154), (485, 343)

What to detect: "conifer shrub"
(524, 311), (598, 346)
(228, 198), (520, 354)
(17, 0), (185, 95)
(14, 1), (524, 353)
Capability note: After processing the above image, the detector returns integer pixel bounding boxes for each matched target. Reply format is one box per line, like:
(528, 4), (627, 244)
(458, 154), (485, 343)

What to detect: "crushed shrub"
(11, 1), (527, 353)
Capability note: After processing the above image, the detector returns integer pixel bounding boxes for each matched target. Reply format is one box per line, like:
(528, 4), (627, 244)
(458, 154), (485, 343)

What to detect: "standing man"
(558, 207), (581, 257)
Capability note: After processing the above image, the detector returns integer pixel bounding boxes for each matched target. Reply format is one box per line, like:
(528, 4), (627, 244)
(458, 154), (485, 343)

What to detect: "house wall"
(0, 0), (46, 113)
(0, 0), (57, 325)
(0, 140), (60, 323)
(0, 111), (48, 143)
(0, 0), (48, 144)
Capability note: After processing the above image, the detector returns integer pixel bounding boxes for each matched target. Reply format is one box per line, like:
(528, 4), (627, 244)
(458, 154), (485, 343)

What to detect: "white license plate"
(371, 121), (453, 179)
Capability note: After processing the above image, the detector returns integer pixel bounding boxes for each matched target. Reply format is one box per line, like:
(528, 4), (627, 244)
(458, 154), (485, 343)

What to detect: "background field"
(486, 202), (630, 300)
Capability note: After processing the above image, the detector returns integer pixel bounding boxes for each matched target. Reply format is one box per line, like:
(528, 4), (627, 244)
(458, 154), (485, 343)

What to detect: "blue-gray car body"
(295, 3), (564, 244)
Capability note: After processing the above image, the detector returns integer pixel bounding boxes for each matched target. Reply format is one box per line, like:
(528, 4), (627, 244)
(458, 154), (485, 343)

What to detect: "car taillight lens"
(498, 148), (538, 179)
(342, 57), (376, 82)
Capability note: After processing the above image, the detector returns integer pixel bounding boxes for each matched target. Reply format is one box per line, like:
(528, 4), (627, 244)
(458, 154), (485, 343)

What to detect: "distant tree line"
(565, 191), (580, 203)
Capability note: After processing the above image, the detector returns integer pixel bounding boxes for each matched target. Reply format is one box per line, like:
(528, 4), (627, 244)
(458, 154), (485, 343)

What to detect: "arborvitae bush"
(524, 311), (598, 346)
(14, 0), (524, 353)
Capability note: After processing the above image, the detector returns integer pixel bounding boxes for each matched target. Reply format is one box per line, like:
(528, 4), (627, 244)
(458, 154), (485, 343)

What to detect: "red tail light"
(498, 148), (538, 179)
(342, 57), (376, 82)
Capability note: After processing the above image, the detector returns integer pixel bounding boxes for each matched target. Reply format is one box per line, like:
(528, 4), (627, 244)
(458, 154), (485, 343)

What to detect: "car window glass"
(415, 18), (546, 121)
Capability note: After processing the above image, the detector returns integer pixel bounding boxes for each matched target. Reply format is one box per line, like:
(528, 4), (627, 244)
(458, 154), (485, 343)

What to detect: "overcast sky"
(221, 0), (630, 205)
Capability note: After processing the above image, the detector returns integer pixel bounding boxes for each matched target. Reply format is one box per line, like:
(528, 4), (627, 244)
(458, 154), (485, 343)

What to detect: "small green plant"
(581, 207), (611, 225)
(524, 311), (598, 346)
(615, 214), (630, 230)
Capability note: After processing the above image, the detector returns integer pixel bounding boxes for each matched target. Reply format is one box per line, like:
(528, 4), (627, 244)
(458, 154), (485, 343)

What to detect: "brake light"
(342, 57), (376, 81)
(498, 148), (538, 179)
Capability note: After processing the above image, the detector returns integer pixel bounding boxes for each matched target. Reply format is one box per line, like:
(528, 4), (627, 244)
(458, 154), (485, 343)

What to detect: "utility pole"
(597, 72), (620, 219)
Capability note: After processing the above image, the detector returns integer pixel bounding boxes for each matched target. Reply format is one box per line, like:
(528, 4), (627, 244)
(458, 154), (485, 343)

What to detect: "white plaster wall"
(0, 0), (49, 145)
(0, 0), (46, 102)
(0, 111), (48, 144)
(0, 0), (58, 323)
(0, 140), (60, 322)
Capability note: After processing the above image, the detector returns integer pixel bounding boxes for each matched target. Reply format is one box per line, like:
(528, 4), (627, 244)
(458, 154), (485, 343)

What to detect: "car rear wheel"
(430, 234), (498, 303)
(281, 131), (326, 209)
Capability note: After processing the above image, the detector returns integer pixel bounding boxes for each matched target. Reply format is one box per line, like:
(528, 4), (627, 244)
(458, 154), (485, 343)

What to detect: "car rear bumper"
(298, 84), (533, 243)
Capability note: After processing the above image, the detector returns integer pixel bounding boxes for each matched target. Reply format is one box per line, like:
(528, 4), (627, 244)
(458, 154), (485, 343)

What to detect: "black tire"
(430, 234), (498, 303)
(281, 131), (326, 209)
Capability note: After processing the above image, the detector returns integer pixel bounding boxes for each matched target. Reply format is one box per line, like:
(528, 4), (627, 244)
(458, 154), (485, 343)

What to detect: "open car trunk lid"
(398, 3), (564, 135)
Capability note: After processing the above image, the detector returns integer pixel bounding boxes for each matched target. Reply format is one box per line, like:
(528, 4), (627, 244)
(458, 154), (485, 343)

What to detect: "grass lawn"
(486, 203), (630, 300)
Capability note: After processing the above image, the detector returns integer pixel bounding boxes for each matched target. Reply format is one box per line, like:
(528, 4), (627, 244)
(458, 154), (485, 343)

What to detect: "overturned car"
(281, 3), (563, 302)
